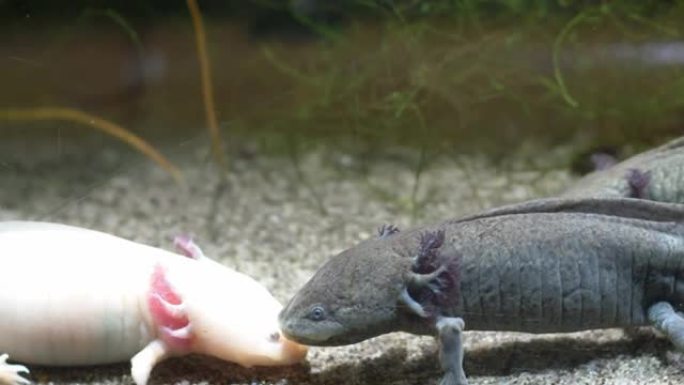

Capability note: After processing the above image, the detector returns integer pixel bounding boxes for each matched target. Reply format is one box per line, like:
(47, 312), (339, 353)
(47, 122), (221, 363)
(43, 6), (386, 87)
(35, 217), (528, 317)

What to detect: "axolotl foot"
(172, 234), (206, 260)
(0, 354), (30, 385)
(130, 340), (170, 385)
(437, 317), (468, 385)
(402, 230), (460, 318)
(648, 302), (684, 351)
(398, 230), (468, 384)
(377, 224), (400, 238)
(626, 168), (651, 199)
(131, 262), (194, 385)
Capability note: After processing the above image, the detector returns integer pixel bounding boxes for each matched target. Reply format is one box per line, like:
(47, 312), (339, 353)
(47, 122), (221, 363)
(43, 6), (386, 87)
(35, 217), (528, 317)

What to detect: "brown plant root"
(0, 107), (183, 183)
(187, 0), (225, 169)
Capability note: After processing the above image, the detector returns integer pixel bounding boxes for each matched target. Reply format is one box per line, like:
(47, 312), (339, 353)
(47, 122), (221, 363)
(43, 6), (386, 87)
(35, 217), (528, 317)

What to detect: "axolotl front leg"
(400, 230), (469, 385)
(132, 263), (194, 385)
(131, 235), (209, 385)
(173, 234), (206, 260)
(0, 355), (30, 385)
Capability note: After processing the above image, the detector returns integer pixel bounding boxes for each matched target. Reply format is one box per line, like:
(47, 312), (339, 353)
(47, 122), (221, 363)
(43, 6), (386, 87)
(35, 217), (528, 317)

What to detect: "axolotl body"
(0, 222), (307, 385)
(564, 136), (684, 202)
(280, 197), (684, 385)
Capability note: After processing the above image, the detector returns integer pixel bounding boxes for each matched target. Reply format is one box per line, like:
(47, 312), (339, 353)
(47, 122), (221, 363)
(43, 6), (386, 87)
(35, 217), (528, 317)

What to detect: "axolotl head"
(279, 235), (414, 346)
(152, 255), (308, 367)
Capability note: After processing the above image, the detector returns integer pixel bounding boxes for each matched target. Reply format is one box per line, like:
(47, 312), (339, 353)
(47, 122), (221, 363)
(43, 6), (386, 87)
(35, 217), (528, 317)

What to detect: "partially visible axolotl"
(0, 221), (307, 385)
(279, 197), (684, 385)
(564, 136), (684, 201)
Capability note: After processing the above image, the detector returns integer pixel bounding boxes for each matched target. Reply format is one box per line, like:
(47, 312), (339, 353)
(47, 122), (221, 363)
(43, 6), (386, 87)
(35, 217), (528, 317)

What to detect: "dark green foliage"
(1, 0), (682, 159)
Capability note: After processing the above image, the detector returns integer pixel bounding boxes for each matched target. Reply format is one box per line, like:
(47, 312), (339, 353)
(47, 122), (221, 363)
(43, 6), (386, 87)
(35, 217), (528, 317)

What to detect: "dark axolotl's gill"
(564, 136), (684, 202)
(279, 197), (684, 385)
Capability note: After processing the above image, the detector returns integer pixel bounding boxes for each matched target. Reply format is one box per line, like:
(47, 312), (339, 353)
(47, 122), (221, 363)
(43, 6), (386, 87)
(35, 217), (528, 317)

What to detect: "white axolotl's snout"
(162, 256), (308, 367)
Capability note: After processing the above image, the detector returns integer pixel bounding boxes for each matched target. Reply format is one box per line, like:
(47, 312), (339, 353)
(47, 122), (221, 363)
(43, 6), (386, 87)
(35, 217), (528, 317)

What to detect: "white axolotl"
(0, 221), (308, 385)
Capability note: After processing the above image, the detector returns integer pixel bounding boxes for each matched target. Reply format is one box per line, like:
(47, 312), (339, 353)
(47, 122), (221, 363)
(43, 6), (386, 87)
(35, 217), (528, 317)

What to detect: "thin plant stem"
(0, 107), (182, 183)
(552, 11), (590, 108)
(287, 137), (328, 216)
(187, 0), (225, 168)
(409, 105), (428, 221)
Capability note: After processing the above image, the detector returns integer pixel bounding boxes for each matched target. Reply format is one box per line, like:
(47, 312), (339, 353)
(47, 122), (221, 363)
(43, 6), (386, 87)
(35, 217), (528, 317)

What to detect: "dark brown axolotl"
(564, 136), (684, 202)
(279, 197), (684, 385)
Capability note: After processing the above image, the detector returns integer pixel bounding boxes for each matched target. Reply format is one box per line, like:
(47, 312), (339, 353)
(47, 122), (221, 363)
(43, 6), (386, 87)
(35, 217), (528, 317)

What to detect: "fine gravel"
(1, 136), (683, 385)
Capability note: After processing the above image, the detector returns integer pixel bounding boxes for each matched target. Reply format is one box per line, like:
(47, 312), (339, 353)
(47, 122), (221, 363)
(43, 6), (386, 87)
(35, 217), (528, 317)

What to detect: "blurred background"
(1, 3), (684, 384)
(1, 0), (682, 161)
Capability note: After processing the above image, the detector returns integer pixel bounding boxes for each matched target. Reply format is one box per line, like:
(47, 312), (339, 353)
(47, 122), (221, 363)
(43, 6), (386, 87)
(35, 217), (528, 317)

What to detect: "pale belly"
(0, 222), (164, 365)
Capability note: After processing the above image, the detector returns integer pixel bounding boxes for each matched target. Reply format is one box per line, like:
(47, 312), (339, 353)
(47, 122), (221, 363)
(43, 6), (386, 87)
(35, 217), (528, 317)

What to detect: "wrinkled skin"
(280, 197), (684, 385)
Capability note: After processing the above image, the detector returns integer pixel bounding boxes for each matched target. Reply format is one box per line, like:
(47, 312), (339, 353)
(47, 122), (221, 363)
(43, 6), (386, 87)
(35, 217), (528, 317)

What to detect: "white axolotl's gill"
(0, 221), (308, 385)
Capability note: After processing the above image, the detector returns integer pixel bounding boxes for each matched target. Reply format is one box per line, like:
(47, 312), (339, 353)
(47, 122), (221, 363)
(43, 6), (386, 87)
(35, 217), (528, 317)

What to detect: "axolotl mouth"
(151, 237), (310, 367)
(279, 301), (396, 347)
(278, 227), (413, 347)
(279, 314), (347, 346)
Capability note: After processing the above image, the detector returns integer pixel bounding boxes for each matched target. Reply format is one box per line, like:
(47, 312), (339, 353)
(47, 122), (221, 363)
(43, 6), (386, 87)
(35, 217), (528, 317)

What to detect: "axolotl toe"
(280, 197), (684, 385)
(0, 222), (307, 385)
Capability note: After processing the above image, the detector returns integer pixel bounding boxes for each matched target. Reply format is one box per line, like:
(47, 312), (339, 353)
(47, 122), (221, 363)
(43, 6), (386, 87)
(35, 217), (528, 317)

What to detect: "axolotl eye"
(307, 305), (326, 321)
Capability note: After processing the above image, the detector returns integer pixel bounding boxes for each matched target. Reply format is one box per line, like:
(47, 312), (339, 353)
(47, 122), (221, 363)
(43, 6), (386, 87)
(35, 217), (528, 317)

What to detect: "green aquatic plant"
(253, 0), (683, 158)
(286, 136), (329, 216)
(551, 8), (591, 108)
(3, 0), (683, 179)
